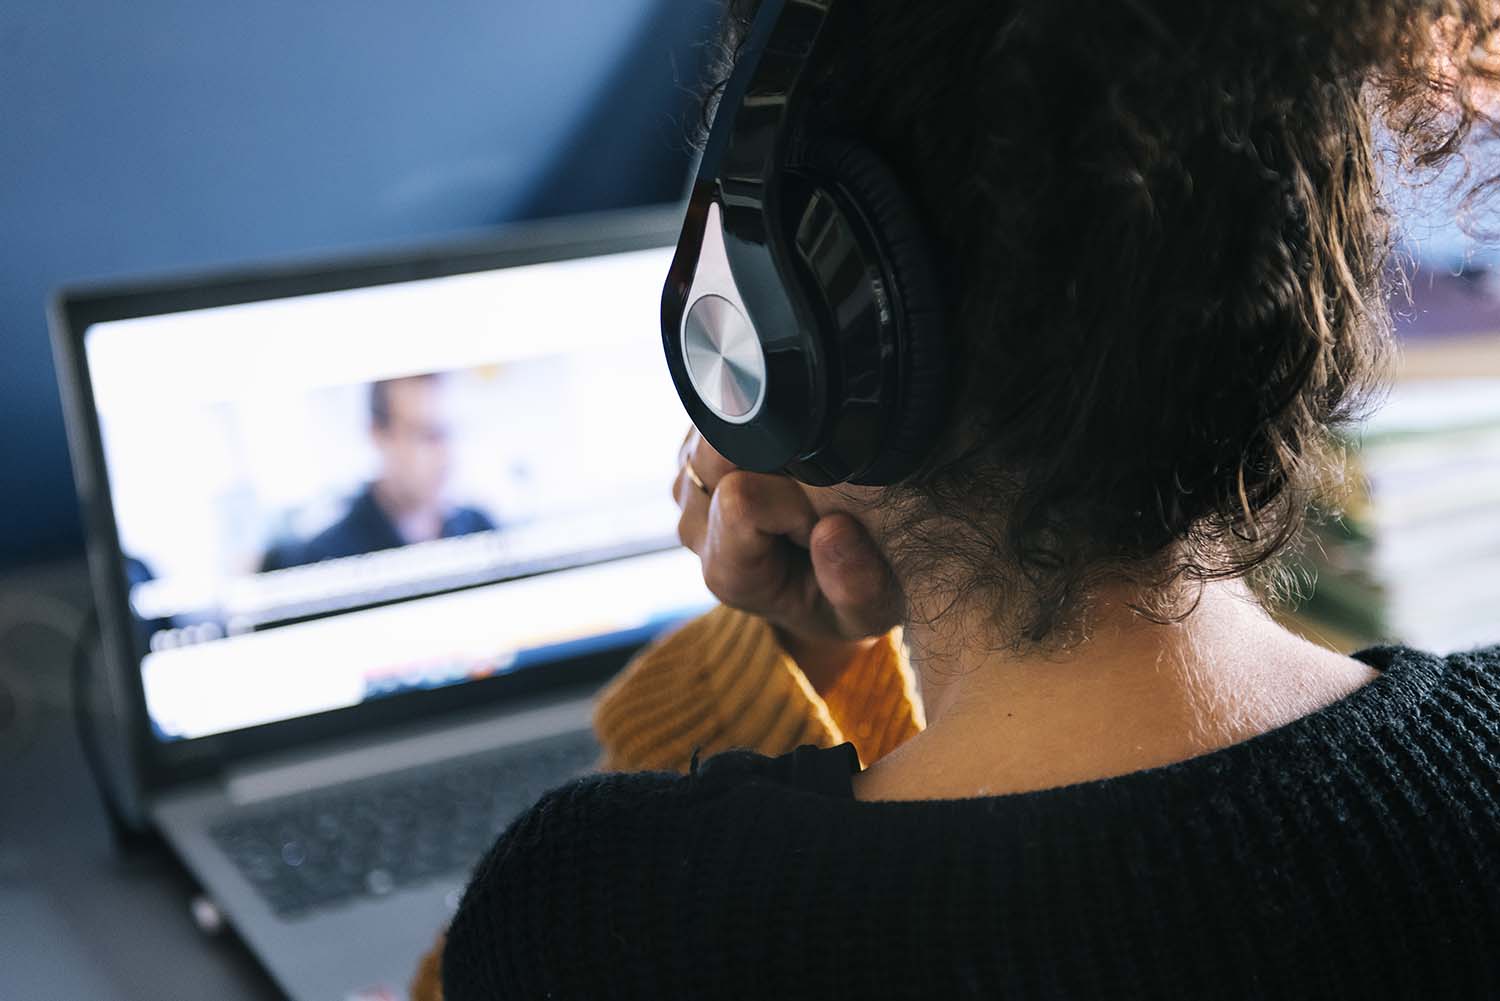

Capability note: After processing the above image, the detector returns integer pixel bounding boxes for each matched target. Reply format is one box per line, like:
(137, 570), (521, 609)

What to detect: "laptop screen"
(82, 246), (713, 742)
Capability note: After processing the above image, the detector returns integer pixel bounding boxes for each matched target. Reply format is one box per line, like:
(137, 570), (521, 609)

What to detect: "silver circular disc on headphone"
(681, 294), (766, 424)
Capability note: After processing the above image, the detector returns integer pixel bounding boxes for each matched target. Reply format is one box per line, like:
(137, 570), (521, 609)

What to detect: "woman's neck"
(854, 579), (1377, 801)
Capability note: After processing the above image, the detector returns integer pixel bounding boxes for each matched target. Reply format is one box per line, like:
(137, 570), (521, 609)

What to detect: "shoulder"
(1356, 642), (1500, 708)
(1451, 643), (1500, 674)
(1360, 641), (1500, 672)
(446, 506), (496, 533)
(296, 518), (358, 563)
(1428, 644), (1500, 702)
(301, 492), (388, 561)
(441, 747), (853, 1000)
(470, 767), (690, 867)
(458, 745), (846, 880)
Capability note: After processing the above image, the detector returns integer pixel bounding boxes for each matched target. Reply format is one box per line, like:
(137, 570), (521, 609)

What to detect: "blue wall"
(0, 0), (715, 567)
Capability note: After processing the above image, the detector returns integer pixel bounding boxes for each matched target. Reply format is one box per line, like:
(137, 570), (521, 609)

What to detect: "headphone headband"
(695, 0), (834, 200)
(661, 0), (947, 486)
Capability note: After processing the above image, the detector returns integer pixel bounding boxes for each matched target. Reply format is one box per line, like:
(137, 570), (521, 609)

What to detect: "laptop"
(49, 206), (714, 1001)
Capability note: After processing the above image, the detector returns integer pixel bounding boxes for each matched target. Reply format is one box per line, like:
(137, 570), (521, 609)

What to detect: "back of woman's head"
(706, 0), (1500, 647)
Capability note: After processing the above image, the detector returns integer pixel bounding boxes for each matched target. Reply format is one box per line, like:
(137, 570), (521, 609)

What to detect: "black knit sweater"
(444, 645), (1500, 999)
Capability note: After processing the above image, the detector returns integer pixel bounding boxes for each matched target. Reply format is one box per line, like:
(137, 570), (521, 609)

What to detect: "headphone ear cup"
(793, 139), (948, 485)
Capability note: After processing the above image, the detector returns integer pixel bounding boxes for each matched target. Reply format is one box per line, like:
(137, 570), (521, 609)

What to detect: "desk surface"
(0, 559), (282, 1001)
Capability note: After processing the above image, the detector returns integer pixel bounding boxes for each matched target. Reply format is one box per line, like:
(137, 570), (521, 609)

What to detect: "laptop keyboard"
(210, 728), (600, 919)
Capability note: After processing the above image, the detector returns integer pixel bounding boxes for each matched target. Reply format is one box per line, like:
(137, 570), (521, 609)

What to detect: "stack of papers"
(1296, 378), (1500, 653)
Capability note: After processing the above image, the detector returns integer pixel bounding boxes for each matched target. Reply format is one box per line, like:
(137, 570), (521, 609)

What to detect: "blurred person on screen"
(261, 374), (495, 570)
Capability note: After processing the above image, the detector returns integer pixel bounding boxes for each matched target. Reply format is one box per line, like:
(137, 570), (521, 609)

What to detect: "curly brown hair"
(705, 1), (1500, 648)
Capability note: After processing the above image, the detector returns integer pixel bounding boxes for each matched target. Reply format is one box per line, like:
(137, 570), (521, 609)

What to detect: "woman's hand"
(673, 430), (902, 691)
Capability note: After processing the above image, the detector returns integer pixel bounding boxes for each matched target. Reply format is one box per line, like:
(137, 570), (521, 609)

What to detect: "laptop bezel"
(50, 205), (687, 791)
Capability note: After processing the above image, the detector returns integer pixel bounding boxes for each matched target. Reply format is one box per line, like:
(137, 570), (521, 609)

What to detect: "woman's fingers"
(677, 463), (821, 613)
(674, 467), (710, 552)
(699, 472), (818, 610)
(809, 514), (903, 638)
(676, 428), (734, 494)
(712, 472), (817, 547)
(671, 425), (900, 646)
(683, 430), (735, 485)
(673, 429), (718, 553)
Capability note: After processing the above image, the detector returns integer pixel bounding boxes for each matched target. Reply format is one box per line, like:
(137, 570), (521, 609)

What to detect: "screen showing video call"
(84, 247), (715, 742)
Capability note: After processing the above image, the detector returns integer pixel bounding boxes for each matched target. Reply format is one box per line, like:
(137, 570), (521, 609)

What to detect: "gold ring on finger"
(682, 459), (712, 497)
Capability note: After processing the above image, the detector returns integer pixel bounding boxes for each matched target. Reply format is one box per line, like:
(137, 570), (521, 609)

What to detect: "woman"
(428, 1), (1500, 997)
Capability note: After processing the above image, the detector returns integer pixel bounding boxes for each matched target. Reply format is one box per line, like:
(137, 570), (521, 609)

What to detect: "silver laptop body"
(51, 206), (711, 1001)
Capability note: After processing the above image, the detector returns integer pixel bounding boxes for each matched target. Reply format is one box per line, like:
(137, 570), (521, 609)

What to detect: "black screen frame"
(49, 205), (688, 791)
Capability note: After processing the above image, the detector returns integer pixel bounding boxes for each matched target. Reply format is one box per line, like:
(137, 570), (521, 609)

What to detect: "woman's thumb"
(808, 514), (901, 638)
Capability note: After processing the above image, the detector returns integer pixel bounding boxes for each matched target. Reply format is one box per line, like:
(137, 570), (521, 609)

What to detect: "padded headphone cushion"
(790, 138), (948, 485)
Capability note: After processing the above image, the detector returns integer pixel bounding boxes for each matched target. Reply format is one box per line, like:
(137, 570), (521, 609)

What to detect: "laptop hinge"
(222, 695), (595, 805)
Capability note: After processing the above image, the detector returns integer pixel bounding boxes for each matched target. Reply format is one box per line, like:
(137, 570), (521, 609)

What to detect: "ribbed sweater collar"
(803, 644), (1460, 811)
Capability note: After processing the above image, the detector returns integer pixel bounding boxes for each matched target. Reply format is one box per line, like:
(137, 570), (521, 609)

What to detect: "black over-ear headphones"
(661, 0), (946, 486)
